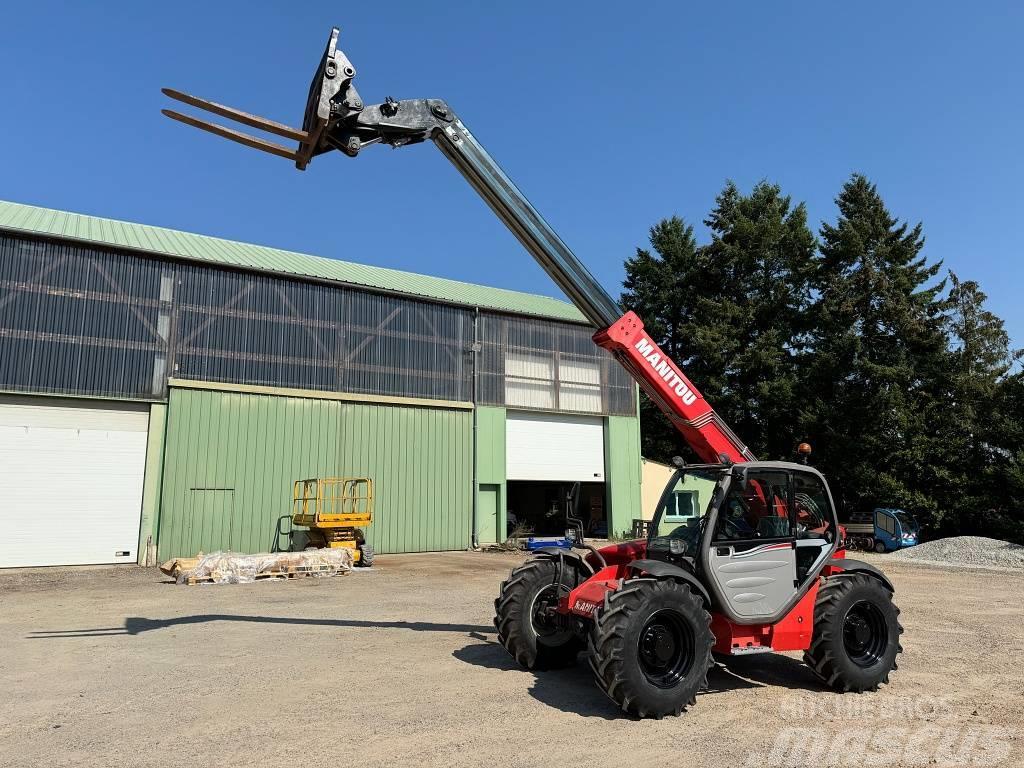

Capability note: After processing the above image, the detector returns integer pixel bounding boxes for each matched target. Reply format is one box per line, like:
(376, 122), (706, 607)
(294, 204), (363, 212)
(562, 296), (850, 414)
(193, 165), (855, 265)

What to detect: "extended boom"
(161, 27), (754, 464)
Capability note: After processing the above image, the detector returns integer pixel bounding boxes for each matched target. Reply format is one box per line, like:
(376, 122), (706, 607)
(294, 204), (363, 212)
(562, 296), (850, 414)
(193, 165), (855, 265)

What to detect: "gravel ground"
(0, 552), (1021, 768)
(891, 536), (1024, 570)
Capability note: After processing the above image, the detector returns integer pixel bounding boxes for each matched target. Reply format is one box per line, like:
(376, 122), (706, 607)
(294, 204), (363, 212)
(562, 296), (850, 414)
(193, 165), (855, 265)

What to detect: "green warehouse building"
(0, 200), (641, 568)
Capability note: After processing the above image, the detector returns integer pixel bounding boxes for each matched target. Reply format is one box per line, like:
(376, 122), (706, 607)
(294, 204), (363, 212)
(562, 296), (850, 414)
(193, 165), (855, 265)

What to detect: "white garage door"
(506, 411), (605, 482)
(0, 398), (149, 568)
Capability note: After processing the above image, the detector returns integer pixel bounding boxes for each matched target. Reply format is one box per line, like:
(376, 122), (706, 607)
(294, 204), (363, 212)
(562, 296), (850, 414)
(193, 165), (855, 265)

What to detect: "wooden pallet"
(184, 564), (351, 585)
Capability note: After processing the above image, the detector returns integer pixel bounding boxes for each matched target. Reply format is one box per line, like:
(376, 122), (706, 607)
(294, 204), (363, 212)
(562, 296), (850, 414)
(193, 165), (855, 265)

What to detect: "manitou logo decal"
(573, 599), (600, 616)
(634, 338), (698, 406)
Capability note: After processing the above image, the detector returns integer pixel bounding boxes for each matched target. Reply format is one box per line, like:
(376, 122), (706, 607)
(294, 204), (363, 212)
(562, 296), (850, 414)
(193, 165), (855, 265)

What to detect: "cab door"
(705, 471), (798, 620)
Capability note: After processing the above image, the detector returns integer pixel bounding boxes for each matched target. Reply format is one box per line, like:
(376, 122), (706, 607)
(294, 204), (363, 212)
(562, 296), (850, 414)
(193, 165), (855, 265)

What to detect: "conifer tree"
(622, 181), (815, 462)
(803, 175), (947, 520)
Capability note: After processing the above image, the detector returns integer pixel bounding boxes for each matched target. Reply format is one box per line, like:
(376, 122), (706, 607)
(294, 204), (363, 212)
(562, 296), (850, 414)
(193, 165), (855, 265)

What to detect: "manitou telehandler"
(162, 26), (903, 719)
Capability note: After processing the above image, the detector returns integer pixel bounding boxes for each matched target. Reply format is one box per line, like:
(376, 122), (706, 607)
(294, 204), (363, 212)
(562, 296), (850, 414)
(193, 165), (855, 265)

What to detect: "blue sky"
(2, 2), (1022, 344)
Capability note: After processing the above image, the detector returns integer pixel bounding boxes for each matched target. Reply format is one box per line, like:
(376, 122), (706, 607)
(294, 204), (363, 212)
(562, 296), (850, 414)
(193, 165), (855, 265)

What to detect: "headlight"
(669, 539), (686, 555)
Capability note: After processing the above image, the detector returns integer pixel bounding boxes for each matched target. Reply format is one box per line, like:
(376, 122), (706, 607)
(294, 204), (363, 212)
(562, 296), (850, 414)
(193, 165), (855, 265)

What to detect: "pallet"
(184, 564), (351, 585)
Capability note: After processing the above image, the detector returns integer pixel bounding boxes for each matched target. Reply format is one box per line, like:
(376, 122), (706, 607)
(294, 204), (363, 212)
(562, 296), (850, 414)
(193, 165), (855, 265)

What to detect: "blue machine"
(845, 508), (920, 552)
(873, 508), (920, 551)
(525, 536), (573, 551)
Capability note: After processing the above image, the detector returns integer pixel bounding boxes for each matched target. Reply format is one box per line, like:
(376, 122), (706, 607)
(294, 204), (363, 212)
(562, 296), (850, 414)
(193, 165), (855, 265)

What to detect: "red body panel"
(564, 564), (628, 617)
(593, 311), (754, 463)
(591, 539), (647, 568)
(710, 579), (820, 653)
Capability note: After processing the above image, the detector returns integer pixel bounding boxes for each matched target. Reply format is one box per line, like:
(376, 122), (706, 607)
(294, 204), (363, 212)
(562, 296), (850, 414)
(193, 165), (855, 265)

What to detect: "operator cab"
(648, 461), (839, 622)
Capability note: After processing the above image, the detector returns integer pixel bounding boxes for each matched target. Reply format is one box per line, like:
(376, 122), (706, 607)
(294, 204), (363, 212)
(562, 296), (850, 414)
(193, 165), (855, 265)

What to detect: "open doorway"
(506, 481), (606, 537)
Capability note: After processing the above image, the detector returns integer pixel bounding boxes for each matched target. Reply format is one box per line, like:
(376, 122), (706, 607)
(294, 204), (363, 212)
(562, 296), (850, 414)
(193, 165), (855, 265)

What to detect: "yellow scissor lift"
(292, 477), (374, 567)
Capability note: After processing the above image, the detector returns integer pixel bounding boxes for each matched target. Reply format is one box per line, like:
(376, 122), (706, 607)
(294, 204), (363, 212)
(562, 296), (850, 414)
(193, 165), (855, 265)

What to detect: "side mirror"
(732, 466), (750, 490)
(671, 455), (686, 469)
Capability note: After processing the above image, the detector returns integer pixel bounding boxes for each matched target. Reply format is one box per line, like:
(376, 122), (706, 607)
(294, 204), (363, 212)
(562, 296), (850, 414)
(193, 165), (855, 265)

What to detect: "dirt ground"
(1, 552), (1021, 768)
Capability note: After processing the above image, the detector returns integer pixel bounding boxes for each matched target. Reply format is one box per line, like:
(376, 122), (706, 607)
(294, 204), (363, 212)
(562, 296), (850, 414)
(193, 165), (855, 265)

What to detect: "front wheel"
(494, 556), (587, 669)
(587, 579), (713, 719)
(804, 573), (903, 692)
(873, 540), (887, 554)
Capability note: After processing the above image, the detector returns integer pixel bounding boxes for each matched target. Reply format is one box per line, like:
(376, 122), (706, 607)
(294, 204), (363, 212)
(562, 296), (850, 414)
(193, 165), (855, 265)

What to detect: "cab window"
(793, 472), (835, 542)
(713, 471), (792, 541)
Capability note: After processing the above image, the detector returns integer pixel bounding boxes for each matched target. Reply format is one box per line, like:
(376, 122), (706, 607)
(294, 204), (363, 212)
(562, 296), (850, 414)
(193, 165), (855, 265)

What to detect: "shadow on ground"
(29, 614), (495, 638)
(452, 639), (622, 719)
(31, 614), (827, 719)
(452, 639), (827, 719)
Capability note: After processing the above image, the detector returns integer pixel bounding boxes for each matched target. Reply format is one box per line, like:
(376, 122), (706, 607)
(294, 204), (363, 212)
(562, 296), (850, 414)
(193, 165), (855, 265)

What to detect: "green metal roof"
(0, 199), (587, 324)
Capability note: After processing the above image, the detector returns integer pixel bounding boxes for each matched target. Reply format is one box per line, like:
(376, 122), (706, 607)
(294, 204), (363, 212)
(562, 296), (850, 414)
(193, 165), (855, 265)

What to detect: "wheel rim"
(529, 582), (573, 645)
(842, 600), (889, 667)
(637, 610), (695, 688)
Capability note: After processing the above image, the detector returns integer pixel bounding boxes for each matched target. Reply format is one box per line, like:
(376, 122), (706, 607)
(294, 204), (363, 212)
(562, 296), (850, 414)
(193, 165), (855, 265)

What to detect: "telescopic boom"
(161, 27), (755, 464)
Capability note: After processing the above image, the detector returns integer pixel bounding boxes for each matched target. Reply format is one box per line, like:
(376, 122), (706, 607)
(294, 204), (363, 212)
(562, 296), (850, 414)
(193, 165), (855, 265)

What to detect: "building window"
(478, 313), (635, 416)
(503, 350), (603, 413)
(558, 355), (601, 413)
(505, 350), (555, 409)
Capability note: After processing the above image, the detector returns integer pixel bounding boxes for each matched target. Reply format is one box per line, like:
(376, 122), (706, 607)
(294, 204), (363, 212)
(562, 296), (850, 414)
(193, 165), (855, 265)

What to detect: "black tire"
(873, 540), (886, 554)
(356, 544), (374, 567)
(494, 556), (587, 669)
(587, 579), (713, 719)
(804, 573), (903, 692)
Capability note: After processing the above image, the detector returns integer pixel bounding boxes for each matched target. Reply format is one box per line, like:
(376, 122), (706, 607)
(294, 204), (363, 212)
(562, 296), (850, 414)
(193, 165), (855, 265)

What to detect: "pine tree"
(621, 216), (706, 461)
(803, 174), (948, 522)
(701, 181), (816, 459)
(995, 373), (1024, 541)
(622, 181), (816, 462)
(941, 274), (1022, 538)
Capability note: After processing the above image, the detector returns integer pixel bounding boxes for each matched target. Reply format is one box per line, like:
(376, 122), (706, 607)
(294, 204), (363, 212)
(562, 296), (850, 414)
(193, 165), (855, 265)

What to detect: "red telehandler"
(162, 26), (903, 719)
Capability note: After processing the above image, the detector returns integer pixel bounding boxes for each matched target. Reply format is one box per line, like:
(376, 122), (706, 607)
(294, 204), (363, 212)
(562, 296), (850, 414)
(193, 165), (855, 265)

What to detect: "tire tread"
(587, 578), (713, 718)
(803, 573), (903, 692)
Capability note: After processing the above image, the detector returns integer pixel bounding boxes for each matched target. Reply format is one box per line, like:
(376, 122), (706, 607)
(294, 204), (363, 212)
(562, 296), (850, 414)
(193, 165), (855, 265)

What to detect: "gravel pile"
(891, 535), (1024, 569)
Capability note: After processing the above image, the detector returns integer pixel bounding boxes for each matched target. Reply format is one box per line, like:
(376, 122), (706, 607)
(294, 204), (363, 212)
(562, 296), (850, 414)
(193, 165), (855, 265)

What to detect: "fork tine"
(162, 88), (310, 143)
(161, 109), (301, 161)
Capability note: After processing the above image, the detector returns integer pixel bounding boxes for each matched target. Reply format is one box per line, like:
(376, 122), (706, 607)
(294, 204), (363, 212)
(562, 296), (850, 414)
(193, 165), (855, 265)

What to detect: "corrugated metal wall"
(605, 414), (643, 537)
(475, 406), (507, 542)
(0, 234), (166, 398)
(158, 387), (473, 558)
(0, 231), (635, 416)
(172, 262), (472, 401)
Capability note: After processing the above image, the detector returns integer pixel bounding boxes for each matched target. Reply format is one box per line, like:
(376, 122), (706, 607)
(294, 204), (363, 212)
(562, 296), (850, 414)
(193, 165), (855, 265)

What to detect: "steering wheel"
(720, 517), (747, 539)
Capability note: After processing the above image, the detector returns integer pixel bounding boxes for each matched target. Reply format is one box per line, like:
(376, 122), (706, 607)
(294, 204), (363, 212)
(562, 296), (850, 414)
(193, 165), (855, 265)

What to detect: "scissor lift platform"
(292, 477), (374, 566)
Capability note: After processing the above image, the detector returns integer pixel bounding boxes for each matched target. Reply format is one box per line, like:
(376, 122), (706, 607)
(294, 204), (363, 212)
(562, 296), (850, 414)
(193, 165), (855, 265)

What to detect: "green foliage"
(803, 174), (948, 524)
(623, 181), (816, 461)
(624, 174), (1023, 543)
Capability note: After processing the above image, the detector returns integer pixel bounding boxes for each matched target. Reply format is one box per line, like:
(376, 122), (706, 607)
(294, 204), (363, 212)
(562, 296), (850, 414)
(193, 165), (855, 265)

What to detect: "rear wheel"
(494, 556), (587, 669)
(804, 573), (902, 692)
(588, 579), (713, 719)
(873, 540), (886, 554)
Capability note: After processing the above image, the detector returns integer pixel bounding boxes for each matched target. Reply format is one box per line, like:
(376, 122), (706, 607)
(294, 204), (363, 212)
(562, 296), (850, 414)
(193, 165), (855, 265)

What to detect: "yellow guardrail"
(291, 477), (374, 528)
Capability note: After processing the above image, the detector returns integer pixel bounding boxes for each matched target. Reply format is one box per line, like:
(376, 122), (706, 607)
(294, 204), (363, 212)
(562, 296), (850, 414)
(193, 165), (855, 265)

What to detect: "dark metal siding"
(170, 262), (471, 401)
(0, 236), (166, 398)
(0, 232), (635, 415)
